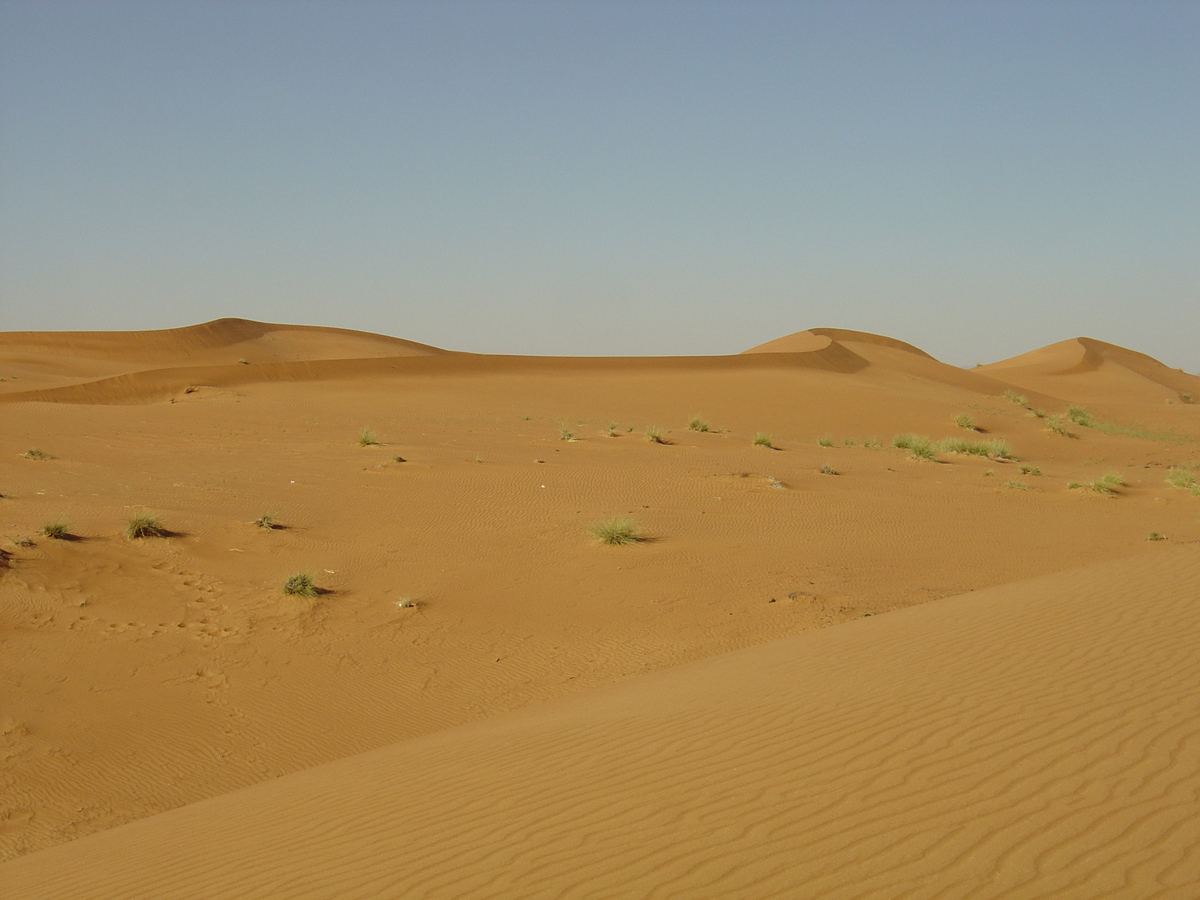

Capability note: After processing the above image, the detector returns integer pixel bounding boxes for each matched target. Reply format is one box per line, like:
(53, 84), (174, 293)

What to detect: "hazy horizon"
(2, 1), (1197, 371)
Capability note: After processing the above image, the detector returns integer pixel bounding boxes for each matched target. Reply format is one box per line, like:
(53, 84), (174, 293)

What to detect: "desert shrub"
(282, 572), (318, 597)
(645, 426), (667, 444)
(22, 448), (51, 460)
(953, 414), (977, 431)
(1066, 405), (1094, 427)
(254, 514), (279, 530)
(126, 513), (168, 539)
(559, 423), (575, 441)
(687, 416), (710, 433)
(816, 434), (833, 447)
(1087, 473), (1126, 495)
(1066, 480), (1082, 490)
(1003, 390), (1027, 406)
(863, 436), (881, 449)
(752, 432), (774, 448)
(605, 422), (619, 437)
(357, 427), (378, 447)
(41, 520), (70, 539)
(1019, 465), (1043, 476)
(892, 434), (935, 459)
(819, 464), (837, 475)
(842, 437), (856, 446)
(588, 517), (639, 545)
(1027, 408), (1046, 419)
(982, 439), (1013, 459)
(1165, 469), (1200, 495)
(1045, 416), (1072, 437)
(1146, 531), (1166, 542)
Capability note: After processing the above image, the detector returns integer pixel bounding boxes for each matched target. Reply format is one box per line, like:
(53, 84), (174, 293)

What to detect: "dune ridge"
(5, 545), (1199, 899)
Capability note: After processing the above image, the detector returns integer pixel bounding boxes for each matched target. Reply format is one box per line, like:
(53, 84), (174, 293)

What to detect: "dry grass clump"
(282, 572), (319, 597)
(22, 448), (52, 460)
(1165, 469), (1200, 495)
(752, 432), (774, 448)
(1070, 473), (1126, 496)
(645, 426), (668, 444)
(891, 434), (936, 460)
(125, 513), (169, 539)
(863, 436), (881, 449)
(816, 434), (834, 447)
(605, 422), (619, 437)
(357, 427), (379, 447)
(1003, 390), (1027, 406)
(1065, 405), (1094, 427)
(819, 464), (837, 475)
(1045, 416), (1072, 437)
(41, 520), (70, 540)
(254, 514), (280, 530)
(1019, 465), (1043, 476)
(588, 517), (640, 546)
(1003, 480), (1029, 491)
(559, 422), (575, 441)
(687, 415), (710, 433)
(1146, 531), (1166, 542)
(952, 413), (978, 431)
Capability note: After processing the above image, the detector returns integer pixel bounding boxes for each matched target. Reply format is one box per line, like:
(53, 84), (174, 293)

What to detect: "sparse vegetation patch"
(357, 428), (379, 447)
(645, 426), (667, 444)
(892, 434), (936, 460)
(126, 514), (169, 539)
(1003, 390), (1027, 406)
(1019, 465), (1043, 476)
(752, 432), (774, 448)
(22, 448), (52, 460)
(588, 517), (640, 546)
(254, 514), (279, 530)
(687, 416), (710, 433)
(817, 435), (834, 447)
(1165, 469), (1200, 495)
(41, 520), (70, 540)
(953, 414), (977, 431)
(282, 572), (319, 597)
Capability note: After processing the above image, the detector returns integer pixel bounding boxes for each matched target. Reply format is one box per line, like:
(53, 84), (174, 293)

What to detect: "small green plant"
(606, 421), (619, 437)
(687, 416), (710, 433)
(1003, 480), (1029, 491)
(559, 423), (575, 441)
(1146, 531), (1166, 542)
(1165, 469), (1199, 495)
(282, 572), (319, 597)
(41, 520), (70, 540)
(1066, 480), (1082, 490)
(357, 427), (379, 447)
(984, 469), (996, 477)
(588, 517), (640, 546)
(254, 514), (279, 530)
(1066, 405), (1094, 427)
(953, 414), (977, 431)
(1019, 465), (1043, 476)
(1086, 473), (1126, 495)
(1003, 390), (1027, 406)
(645, 426), (667, 444)
(752, 432), (774, 448)
(842, 437), (856, 446)
(1045, 416), (1072, 437)
(1027, 408), (1046, 419)
(1182, 393), (1194, 404)
(863, 436), (881, 450)
(816, 434), (833, 447)
(126, 513), (168, 539)
(892, 434), (935, 460)
(819, 464), (837, 475)
(22, 448), (51, 460)
(982, 439), (1013, 460)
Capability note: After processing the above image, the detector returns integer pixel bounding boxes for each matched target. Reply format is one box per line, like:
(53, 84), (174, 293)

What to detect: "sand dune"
(2, 320), (1198, 890)
(6, 546), (1199, 899)
(981, 337), (1200, 405)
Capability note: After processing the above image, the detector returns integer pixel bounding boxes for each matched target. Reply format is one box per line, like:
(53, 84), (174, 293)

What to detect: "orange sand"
(2, 320), (1198, 895)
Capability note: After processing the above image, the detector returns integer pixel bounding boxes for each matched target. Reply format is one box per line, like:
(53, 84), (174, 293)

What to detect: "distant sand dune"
(5, 547), (1198, 899)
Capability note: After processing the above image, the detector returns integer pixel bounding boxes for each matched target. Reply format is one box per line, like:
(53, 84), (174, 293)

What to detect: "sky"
(1, 0), (1197, 369)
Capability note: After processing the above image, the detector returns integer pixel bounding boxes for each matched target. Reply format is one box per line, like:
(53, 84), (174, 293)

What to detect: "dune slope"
(5, 545), (1199, 899)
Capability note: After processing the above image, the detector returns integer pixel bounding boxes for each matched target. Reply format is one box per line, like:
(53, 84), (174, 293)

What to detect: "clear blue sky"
(2, 1), (1197, 369)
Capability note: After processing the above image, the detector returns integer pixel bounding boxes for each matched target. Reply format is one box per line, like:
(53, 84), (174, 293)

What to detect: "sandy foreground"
(1, 320), (1198, 895)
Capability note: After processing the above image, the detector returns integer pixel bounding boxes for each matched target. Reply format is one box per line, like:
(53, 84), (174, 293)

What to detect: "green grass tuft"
(282, 572), (319, 597)
(588, 517), (640, 545)
(22, 448), (52, 460)
(125, 513), (168, 539)
(752, 432), (774, 448)
(1045, 416), (1072, 437)
(357, 427), (379, 447)
(1019, 465), (1043, 476)
(892, 434), (936, 460)
(645, 426), (667, 444)
(559, 423), (575, 441)
(1003, 390), (1027, 406)
(819, 464), (837, 475)
(1165, 469), (1200, 495)
(1003, 480), (1029, 491)
(687, 415), (710, 433)
(41, 520), (70, 540)
(1086, 473), (1126, 495)
(254, 514), (279, 530)
(605, 421), (619, 437)
(863, 436), (881, 450)
(816, 434), (833, 447)
(952, 413), (977, 431)
(1146, 531), (1166, 542)
(1066, 405), (1094, 427)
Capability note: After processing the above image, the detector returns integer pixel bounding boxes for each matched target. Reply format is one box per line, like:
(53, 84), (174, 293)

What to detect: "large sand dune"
(2, 320), (1198, 893)
(6, 546), (1199, 898)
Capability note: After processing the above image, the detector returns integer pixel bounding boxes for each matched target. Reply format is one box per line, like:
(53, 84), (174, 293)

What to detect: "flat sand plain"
(2, 320), (1198, 896)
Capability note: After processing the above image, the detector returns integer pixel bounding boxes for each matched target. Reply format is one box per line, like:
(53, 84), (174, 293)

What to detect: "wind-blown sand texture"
(2, 320), (1198, 895)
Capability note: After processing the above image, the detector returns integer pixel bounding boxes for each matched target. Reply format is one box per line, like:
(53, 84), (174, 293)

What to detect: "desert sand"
(2, 320), (1198, 896)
